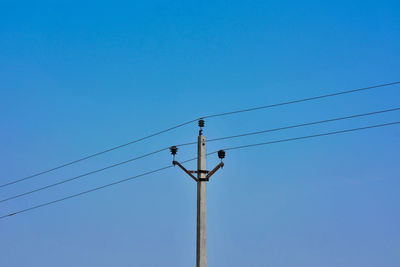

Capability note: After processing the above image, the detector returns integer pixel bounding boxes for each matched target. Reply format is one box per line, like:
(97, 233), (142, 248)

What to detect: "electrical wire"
(1, 107), (398, 203)
(222, 121), (400, 152)
(0, 157), (197, 220)
(0, 147), (170, 203)
(2, 81), (399, 188)
(1, 120), (398, 220)
(206, 107), (400, 143)
(203, 81), (400, 119)
(0, 140), (196, 203)
(0, 119), (198, 189)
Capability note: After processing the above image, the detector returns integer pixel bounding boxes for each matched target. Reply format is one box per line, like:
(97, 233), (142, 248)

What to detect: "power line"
(1, 107), (398, 203)
(222, 121), (400, 152)
(0, 147), (170, 203)
(2, 81), (399, 189)
(0, 140), (196, 203)
(203, 81), (400, 119)
(0, 141), (197, 203)
(1, 121), (398, 220)
(0, 119), (197, 189)
(0, 157), (197, 220)
(207, 107), (400, 143)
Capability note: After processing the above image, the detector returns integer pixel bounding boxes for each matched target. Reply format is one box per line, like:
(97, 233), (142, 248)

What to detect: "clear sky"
(1, 1), (400, 266)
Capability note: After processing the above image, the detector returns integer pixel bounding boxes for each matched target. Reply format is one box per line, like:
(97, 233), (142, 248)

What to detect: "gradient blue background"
(1, 1), (400, 266)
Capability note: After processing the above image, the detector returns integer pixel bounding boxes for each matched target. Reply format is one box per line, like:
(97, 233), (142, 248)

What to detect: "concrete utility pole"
(170, 119), (225, 267)
(197, 130), (207, 267)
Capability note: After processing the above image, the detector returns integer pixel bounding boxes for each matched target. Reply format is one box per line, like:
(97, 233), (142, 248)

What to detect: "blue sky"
(1, 1), (400, 266)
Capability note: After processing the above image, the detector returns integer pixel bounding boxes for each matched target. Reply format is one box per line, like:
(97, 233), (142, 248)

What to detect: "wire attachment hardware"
(217, 150), (226, 167)
(218, 150), (225, 160)
(170, 146), (178, 164)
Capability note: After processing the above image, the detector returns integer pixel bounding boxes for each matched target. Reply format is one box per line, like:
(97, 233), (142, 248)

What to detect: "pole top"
(198, 119), (205, 135)
(198, 119), (205, 128)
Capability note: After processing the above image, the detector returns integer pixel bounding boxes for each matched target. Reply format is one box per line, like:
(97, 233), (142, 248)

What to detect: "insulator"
(198, 119), (205, 128)
(218, 150), (226, 159)
(170, 146), (178, 155)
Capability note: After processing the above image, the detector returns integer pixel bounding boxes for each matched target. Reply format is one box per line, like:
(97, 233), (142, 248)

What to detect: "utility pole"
(170, 119), (226, 267)
(197, 124), (207, 267)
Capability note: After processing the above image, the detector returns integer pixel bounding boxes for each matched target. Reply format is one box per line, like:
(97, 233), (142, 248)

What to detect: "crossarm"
(173, 161), (198, 181)
(206, 162), (224, 180)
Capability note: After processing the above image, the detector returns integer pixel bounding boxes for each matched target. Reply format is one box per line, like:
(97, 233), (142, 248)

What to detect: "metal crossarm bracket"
(205, 162), (224, 180)
(173, 161), (198, 181)
(173, 160), (224, 182)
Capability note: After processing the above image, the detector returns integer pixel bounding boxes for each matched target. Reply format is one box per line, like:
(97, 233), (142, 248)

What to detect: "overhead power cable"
(1, 107), (398, 203)
(0, 119), (197, 189)
(206, 107), (400, 143)
(221, 121), (400, 152)
(0, 147), (170, 203)
(1, 120), (398, 220)
(202, 81), (400, 119)
(0, 157), (197, 220)
(2, 81), (399, 189)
